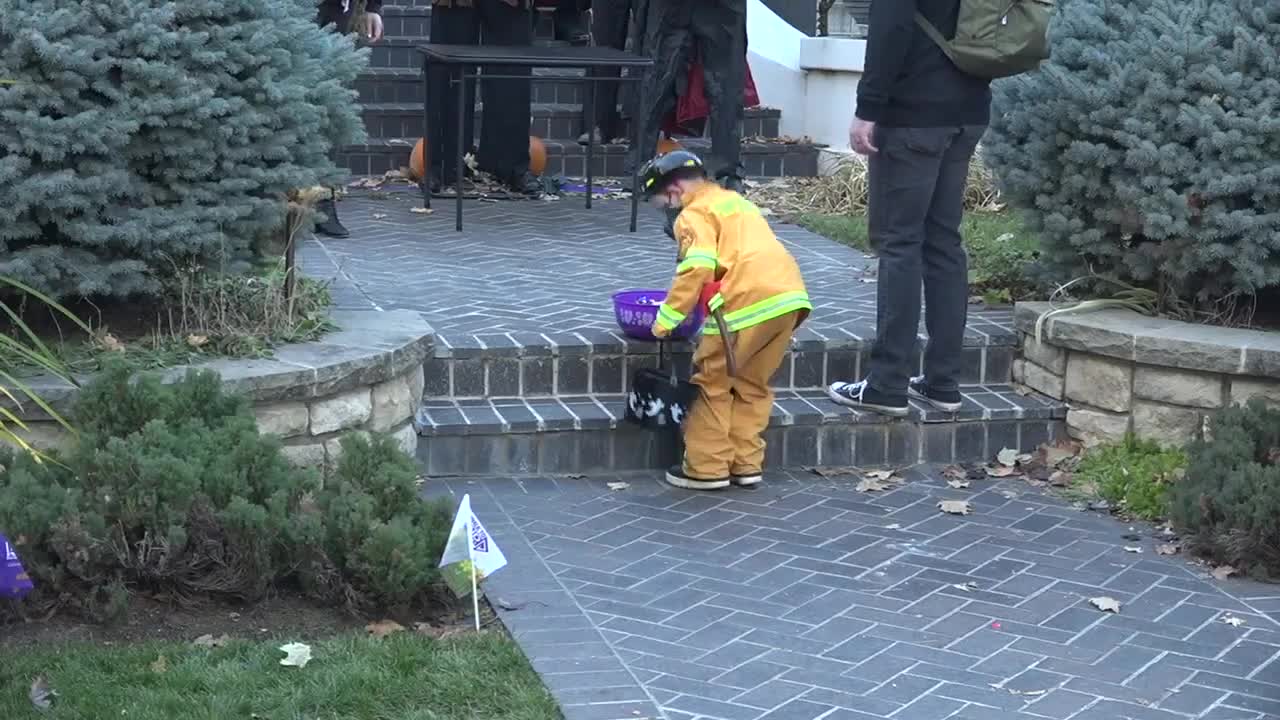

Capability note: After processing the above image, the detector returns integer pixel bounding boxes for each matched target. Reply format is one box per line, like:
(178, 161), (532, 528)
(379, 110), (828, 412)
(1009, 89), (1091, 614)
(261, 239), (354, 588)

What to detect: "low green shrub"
(1170, 399), (1280, 580)
(1074, 436), (1186, 521)
(0, 362), (451, 621)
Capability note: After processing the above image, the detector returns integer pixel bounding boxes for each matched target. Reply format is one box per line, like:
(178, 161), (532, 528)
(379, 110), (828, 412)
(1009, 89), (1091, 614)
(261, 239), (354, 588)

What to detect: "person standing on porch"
(424, 0), (541, 196)
(313, 0), (385, 238)
(826, 0), (990, 417)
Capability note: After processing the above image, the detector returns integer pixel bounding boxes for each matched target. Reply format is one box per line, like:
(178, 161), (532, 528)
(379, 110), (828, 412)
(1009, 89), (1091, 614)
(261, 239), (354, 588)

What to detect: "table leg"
(584, 75), (596, 210)
(630, 79), (641, 233)
(455, 66), (466, 232)
(421, 58), (432, 210)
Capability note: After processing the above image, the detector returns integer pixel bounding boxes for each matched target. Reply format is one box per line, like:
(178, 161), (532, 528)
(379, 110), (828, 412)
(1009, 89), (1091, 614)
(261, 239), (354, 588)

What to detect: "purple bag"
(0, 533), (34, 599)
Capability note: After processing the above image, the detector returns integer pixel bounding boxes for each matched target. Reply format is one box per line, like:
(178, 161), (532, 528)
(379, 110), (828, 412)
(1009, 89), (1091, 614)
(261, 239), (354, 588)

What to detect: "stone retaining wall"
(3, 310), (433, 471)
(1013, 302), (1280, 447)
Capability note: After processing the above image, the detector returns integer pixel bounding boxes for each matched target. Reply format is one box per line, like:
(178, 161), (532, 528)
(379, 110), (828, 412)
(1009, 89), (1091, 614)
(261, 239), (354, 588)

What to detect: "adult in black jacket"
(313, 0), (385, 238)
(827, 0), (991, 417)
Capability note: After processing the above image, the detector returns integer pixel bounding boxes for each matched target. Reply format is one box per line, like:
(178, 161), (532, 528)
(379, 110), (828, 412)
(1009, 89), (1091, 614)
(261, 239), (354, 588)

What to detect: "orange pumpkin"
(657, 136), (683, 154)
(409, 138), (427, 180)
(528, 135), (547, 176)
(408, 135), (548, 180)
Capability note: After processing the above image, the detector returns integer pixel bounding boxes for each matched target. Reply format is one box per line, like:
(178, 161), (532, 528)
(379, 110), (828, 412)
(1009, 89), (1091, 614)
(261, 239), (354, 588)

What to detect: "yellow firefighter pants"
(683, 311), (798, 479)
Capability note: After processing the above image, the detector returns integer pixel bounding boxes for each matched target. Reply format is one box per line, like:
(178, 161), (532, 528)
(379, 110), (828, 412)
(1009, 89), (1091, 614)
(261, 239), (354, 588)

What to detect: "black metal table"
(416, 44), (654, 232)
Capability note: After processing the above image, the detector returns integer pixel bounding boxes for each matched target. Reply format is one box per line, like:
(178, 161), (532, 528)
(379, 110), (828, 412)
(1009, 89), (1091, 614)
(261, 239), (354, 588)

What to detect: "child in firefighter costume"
(641, 150), (811, 491)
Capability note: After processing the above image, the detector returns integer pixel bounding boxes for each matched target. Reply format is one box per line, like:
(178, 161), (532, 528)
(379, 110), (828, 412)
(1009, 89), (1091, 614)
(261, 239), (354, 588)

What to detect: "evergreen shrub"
(1170, 398), (1280, 580)
(984, 0), (1280, 309)
(0, 0), (367, 300)
(0, 363), (452, 621)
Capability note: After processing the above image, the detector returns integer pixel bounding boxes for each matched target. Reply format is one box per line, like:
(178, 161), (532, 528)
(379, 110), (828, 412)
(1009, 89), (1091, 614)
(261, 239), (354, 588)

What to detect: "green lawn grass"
(792, 210), (1041, 303)
(1, 632), (561, 720)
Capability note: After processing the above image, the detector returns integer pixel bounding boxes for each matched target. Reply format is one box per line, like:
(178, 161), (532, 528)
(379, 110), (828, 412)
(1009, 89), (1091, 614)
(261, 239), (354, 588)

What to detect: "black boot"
(315, 192), (350, 238)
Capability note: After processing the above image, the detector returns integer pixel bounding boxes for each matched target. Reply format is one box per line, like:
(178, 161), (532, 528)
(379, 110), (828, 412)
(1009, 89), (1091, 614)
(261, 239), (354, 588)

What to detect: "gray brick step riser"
(421, 345), (1017, 400)
(368, 32), (580, 68)
(359, 105), (781, 142)
(415, 417), (1068, 476)
(339, 140), (819, 178)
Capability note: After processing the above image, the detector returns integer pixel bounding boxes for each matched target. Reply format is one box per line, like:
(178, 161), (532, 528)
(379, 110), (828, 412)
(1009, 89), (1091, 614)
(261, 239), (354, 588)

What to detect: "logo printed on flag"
(438, 494), (508, 599)
(4, 542), (15, 561)
(470, 522), (489, 553)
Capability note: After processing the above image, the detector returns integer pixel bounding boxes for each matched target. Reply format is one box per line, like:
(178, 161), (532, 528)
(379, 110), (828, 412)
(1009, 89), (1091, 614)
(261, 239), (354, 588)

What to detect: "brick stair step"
(359, 101), (783, 141)
(358, 65), (596, 106)
(413, 386), (1067, 475)
(338, 135), (820, 177)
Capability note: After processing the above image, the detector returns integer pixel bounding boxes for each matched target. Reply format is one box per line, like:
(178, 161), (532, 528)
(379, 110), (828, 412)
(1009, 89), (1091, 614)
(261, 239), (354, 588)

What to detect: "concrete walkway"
(427, 469), (1280, 720)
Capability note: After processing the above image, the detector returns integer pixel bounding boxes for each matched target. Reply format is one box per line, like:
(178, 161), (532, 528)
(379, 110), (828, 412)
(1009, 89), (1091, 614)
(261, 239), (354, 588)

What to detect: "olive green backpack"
(915, 0), (1056, 79)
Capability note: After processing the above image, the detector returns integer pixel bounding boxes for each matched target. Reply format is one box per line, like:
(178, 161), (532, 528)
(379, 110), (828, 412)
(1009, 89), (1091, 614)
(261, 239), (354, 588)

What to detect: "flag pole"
(471, 558), (481, 632)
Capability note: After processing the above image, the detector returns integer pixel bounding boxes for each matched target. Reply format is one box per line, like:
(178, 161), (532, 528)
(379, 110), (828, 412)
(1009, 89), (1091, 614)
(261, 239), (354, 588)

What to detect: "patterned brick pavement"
(297, 192), (1016, 350)
(427, 471), (1280, 720)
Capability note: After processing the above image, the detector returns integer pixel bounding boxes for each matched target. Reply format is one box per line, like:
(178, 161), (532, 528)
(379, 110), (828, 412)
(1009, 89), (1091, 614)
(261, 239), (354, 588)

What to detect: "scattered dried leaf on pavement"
(1049, 470), (1072, 487)
(278, 642), (313, 668)
(864, 469), (902, 483)
(1124, 546), (1143, 553)
(942, 465), (967, 481)
(996, 448), (1019, 467)
(805, 466), (860, 478)
(856, 478), (889, 493)
(986, 465), (1018, 478)
(938, 500), (972, 515)
(1089, 596), (1122, 613)
(1211, 565), (1238, 581)
(1220, 615), (1246, 628)
(1155, 543), (1180, 556)
(366, 620), (406, 638)
(607, 481), (630, 491)
(947, 479), (971, 489)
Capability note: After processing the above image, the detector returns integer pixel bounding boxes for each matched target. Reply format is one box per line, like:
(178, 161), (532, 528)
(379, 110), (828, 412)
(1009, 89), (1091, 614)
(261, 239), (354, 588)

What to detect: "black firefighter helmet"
(639, 149), (706, 200)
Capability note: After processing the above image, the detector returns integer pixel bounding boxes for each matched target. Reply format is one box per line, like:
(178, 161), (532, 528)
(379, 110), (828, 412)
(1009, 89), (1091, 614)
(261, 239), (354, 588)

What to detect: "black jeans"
(866, 125), (986, 398)
(426, 0), (534, 184)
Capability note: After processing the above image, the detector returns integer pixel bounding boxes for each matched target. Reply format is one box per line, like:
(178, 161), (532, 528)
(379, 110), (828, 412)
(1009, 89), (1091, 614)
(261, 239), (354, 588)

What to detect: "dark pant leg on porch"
(426, 4), (481, 184)
(689, 0), (746, 180)
(865, 125), (986, 398)
(476, 0), (535, 182)
(632, 0), (692, 170)
(585, 0), (634, 140)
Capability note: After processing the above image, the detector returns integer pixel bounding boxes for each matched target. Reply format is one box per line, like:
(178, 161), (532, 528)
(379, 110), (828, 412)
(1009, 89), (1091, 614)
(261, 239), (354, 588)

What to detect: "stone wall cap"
(1015, 301), (1279, 377)
(3, 309), (434, 419)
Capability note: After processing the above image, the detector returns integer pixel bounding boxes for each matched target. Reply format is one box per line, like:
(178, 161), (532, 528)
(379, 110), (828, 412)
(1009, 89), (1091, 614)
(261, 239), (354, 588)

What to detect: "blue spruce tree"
(984, 0), (1280, 310)
(0, 0), (367, 300)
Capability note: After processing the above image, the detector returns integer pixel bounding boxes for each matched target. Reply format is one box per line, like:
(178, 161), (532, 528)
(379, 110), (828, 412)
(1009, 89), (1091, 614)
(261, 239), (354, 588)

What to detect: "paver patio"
(429, 470), (1280, 720)
(297, 188), (1015, 349)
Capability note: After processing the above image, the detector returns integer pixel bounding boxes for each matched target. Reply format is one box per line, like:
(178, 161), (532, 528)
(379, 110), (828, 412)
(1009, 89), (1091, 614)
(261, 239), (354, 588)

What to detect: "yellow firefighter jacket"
(652, 183), (811, 338)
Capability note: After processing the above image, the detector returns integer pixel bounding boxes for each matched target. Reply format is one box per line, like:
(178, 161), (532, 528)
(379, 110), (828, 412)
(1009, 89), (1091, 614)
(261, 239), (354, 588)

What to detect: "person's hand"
(361, 12), (384, 42)
(651, 323), (671, 340)
(850, 117), (878, 155)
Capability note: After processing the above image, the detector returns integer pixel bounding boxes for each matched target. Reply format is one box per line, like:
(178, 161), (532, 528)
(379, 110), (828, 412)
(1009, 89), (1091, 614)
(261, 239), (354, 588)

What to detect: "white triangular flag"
(438, 494), (507, 599)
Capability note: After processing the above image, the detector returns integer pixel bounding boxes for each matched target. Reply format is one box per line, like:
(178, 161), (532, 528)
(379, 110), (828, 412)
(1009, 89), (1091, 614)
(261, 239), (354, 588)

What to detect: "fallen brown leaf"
(947, 479), (971, 489)
(192, 633), (230, 648)
(1211, 565), (1238, 581)
(856, 478), (889, 493)
(805, 466), (860, 478)
(29, 676), (56, 711)
(98, 333), (126, 352)
(942, 465), (967, 481)
(186, 334), (209, 348)
(996, 448), (1019, 467)
(1221, 615), (1246, 628)
(1089, 596), (1121, 613)
(986, 465), (1018, 478)
(938, 500), (972, 515)
(1124, 546), (1143, 554)
(1049, 470), (1072, 487)
(366, 619), (406, 638)
(409, 207), (434, 215)
(606, 481), (630, 491)
(1155, 543), (1180, 556)
(150, 655), (169, 674)
(864, 469), (902, 483)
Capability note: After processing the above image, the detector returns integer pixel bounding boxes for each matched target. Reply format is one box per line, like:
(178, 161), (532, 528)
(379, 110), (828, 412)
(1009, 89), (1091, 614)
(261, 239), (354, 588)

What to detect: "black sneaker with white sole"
(827, 380), (909, 417)
(907, 375), (963, 412)
(665, 465), (731, 491)
(730, 471), (762, 487)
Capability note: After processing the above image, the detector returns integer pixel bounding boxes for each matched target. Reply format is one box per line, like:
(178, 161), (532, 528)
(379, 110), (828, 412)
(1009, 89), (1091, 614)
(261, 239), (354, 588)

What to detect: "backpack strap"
(913, 12), (960, 66)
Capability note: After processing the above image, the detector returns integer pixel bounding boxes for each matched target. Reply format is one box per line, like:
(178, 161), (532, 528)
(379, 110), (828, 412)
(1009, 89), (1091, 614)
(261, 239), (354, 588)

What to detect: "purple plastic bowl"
(612, 289), (705, 341)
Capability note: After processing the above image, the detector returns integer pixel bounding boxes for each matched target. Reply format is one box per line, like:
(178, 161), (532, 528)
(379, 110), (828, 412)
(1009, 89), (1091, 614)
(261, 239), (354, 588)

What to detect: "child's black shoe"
(665, 465), (730, 491)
